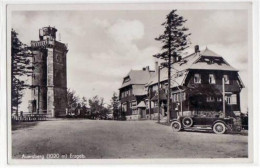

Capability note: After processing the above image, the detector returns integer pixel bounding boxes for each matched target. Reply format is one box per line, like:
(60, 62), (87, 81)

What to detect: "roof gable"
(120, 69), (155, 89)
(200, 47), (221, 57)
(147, 47), (239, 88)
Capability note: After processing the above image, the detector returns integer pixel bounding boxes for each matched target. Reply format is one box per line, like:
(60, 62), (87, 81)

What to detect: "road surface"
(12, 119), (248, 159)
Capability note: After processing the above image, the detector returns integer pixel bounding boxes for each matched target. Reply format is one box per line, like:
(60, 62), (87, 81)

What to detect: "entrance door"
(141, 109), (146, 118)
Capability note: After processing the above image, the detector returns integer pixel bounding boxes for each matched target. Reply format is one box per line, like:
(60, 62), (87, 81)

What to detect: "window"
(132, 109), (138, 115)
(225, 94), (237, 105)
(145, 100), (149, 109)
(173, 94), (177, 102)
(217, 97), (222, 102)
(206, 96), (215, 102)
(173, 93), (186, 102)
(223, 75), (230, 84)
(122, 103), (127, 112)
(231, 94), (237, 104)
(225, 96), (231, 104)
(130, 101), (137, 109)
(182, 92), (186, 101)
(194, 74), (201, 83)
(209, 74), (216, 84)
(123, 76), (130, 83)
(151, 102), (155, 108)
(152, 85), (158, 91)
(154, 102), (158, 107)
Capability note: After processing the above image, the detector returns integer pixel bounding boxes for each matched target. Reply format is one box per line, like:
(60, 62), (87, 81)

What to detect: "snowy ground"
(12, 119), (248, 159)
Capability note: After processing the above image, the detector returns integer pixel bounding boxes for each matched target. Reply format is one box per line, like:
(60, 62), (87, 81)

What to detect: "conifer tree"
(110, 92), (120, 120)
(154, 10), (191, 123)
(11, 29), (33, 113)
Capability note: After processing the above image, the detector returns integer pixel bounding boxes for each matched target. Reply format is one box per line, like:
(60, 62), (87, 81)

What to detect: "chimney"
(195, 45), (200, 53)
(155, 61), (158, 73)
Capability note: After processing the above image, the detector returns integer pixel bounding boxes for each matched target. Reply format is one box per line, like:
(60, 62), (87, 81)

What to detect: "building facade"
(119, 67), (155, 120)
(29, 26), (68, 117)
(146, 46), (244, 119)
(119, 45), (244, 120)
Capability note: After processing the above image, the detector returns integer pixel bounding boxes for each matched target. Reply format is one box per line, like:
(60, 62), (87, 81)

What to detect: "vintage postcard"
(5, 1), (253, 165)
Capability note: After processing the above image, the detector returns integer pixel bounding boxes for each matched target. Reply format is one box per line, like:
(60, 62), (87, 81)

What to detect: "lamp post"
(157, 65), (161, 123)
(147, 87), (152, 120)
(157, 62), (169, 123)
(222, 77), (226, 118)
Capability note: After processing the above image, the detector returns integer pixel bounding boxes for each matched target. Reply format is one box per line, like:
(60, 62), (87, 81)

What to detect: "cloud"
(65, 18), (159, 105)
(93, 18), (110, 28)
(107, 19), (144, 44)
(12, 10), (249, 113)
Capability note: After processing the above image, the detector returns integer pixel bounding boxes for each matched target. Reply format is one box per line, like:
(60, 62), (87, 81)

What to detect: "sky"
(11, 9), (249, 112)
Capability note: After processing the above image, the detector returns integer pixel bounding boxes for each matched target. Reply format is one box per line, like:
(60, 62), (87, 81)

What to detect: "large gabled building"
(119, 66), (155, 120)
(146, 46), (244, 119)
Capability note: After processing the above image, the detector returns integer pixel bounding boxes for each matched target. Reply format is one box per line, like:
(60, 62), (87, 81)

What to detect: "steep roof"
(147, 47), (239, 88)
(120, 69), (155, 89)
(200, 47), (221, 57)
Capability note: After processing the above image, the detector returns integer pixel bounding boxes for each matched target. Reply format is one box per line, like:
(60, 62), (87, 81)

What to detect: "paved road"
(12, 119), (248, 159)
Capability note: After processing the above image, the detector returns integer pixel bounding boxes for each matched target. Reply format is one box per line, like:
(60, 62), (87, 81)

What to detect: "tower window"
(209, 74), (216, 84)
(194, 74), (201, 84)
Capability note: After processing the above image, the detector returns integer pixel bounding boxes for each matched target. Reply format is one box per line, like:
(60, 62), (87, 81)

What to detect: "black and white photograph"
(5, 2), (255, 164)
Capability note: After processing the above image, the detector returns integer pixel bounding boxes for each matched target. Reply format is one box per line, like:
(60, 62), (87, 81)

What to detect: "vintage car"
(170, 116), (241, 134)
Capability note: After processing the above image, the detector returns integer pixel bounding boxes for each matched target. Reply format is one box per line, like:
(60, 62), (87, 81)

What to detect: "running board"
(184, 125), (212, 130)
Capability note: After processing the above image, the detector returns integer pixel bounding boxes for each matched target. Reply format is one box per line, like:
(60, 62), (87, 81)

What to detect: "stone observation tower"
(29, 26), (68, 117)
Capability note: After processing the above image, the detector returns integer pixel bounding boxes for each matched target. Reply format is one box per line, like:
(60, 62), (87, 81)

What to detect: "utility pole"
(37, 85), (40, 114)
(222, 77), (226, 117)
(181, 92), (183, 117)
(148, 87), (151, 120)
(157, 66), (160, 123)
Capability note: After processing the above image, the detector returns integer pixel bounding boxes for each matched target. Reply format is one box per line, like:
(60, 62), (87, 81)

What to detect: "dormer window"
(223, 75), (229, 84)
(194, 74), (201, 84)
(209, 74), (216, 84)
(206, 96), (215, 102)
(123, 76), (130, 83)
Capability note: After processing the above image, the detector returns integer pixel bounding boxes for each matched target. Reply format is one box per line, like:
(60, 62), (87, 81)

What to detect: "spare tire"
(182, 117), (193, 128)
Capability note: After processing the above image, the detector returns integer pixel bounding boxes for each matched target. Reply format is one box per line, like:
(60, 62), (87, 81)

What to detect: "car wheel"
(182, 117), (193, 128)
(213, 122), (226, 134)
(235, 125), (242, 132)
(171, 121), (182, 132)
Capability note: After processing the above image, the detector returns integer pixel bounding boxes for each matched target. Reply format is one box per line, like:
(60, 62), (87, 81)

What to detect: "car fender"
(170, 119), (179, 123)
(212, 120), (228, 128)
